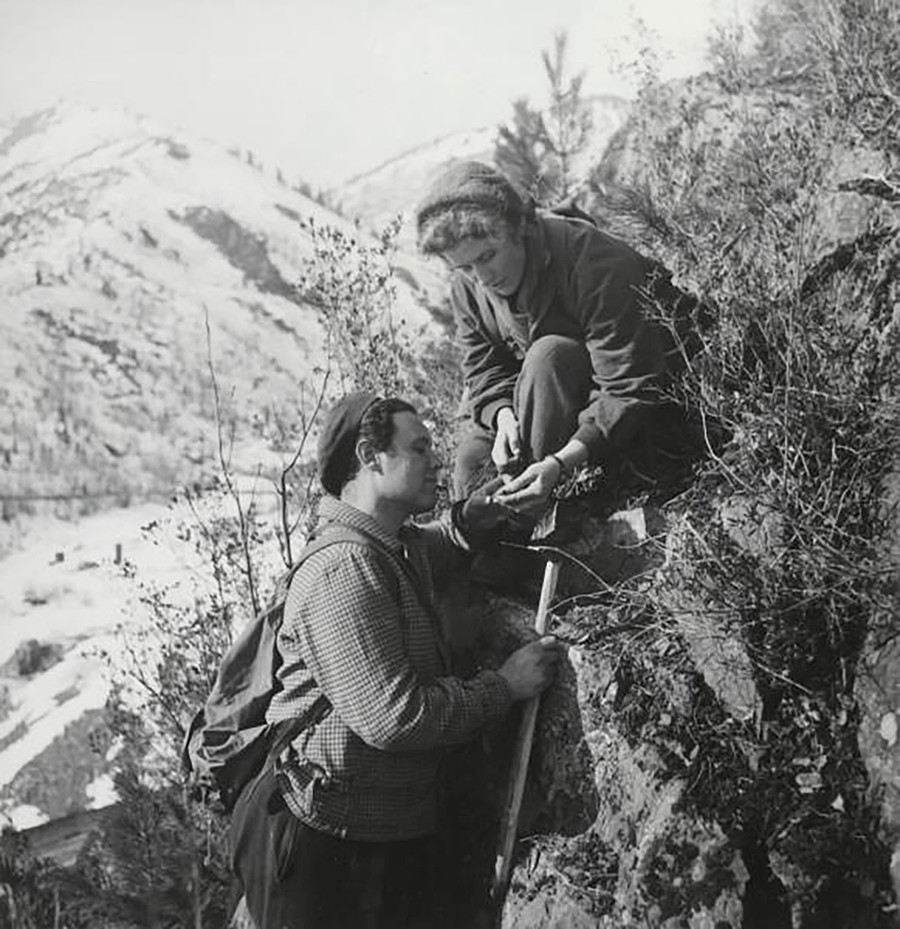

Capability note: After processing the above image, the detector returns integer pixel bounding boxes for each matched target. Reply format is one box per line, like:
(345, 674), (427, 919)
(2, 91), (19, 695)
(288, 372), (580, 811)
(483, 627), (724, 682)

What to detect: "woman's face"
(442, 227), (527, 297)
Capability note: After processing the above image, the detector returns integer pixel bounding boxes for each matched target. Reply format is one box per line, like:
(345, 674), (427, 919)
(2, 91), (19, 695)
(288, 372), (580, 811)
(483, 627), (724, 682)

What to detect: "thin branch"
(203, 305), (260, 615)
(278, 371), (331, 566)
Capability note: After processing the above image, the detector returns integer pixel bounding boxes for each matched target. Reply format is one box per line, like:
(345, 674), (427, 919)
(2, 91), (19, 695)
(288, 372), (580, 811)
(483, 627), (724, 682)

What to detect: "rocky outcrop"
(453, 461), (897, 927)
(435, 506), (761, 927)
(566, 59), (900, 926)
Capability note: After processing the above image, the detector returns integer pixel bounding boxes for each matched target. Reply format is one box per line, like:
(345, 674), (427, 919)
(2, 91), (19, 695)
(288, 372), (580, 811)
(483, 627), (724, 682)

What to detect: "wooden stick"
(491, 556), (561, 907)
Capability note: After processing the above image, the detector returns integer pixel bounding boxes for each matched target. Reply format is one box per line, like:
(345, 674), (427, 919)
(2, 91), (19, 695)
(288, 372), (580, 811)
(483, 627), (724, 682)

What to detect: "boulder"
(560, 506), (663, 596)
(488, 625), (750, 928)
(658, 511), (764, 725)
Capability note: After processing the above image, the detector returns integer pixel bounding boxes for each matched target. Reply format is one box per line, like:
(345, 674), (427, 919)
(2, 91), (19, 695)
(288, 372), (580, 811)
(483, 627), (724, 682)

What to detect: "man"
(414, 161), (677, 518)
(230, 392), (561, 928)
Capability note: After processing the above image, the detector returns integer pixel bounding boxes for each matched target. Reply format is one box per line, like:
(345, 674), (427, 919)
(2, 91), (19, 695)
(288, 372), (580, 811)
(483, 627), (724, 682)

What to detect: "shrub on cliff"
(577, 0), (898, 920)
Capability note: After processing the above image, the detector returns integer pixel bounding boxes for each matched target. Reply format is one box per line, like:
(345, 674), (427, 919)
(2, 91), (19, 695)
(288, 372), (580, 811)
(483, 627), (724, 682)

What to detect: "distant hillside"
(0, 105), (458, 832)
(330, 95), (631, 239)
(0, 105), (446, 531)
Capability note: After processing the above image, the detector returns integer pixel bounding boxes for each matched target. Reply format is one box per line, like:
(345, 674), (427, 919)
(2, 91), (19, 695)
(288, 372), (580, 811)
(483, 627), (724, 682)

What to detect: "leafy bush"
(293, 215), (461, 495)
(295, 215), (411, 397)
(577, 0), (898, 919)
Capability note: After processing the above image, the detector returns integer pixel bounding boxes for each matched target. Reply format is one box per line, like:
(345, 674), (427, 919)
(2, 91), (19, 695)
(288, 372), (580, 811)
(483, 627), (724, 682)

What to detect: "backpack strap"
(262, 522), (416, 773)
(277, 524), (379, 594)
(303, 519), (431, 613)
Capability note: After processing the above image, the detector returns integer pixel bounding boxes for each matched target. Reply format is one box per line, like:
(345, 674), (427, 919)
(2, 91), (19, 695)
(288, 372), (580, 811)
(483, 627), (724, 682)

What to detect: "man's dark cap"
(317, 391), (380, 495)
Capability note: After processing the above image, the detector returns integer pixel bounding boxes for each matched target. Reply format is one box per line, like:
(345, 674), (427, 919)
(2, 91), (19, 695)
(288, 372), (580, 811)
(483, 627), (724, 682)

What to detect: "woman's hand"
(492, 456), (562, 515)
(492, 407), (521, 473)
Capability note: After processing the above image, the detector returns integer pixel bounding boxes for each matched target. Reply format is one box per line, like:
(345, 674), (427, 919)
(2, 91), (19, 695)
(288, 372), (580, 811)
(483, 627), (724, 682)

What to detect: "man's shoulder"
(282, 540), (403, 623)
(292, 535), (397, 585)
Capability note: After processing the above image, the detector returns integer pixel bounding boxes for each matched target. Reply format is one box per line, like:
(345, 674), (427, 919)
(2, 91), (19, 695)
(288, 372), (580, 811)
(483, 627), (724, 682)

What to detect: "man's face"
(375, 411), (439, 513)
(442, 229), (526, 297)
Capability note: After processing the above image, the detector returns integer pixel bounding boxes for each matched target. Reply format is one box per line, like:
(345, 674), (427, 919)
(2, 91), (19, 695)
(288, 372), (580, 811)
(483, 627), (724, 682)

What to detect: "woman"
(414, 161), (671, 520)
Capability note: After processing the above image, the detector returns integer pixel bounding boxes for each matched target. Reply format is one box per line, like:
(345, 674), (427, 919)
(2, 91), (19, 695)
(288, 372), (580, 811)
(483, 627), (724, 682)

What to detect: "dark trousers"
(453, 335), (592, 498)
(230, 767), (447, 929)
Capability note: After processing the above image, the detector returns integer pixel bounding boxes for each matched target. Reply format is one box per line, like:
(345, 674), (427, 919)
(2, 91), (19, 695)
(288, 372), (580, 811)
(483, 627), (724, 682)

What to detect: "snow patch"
(85, 772), (117, 809)
(0, 648), (109, 786)
(0, 803), (49, 831)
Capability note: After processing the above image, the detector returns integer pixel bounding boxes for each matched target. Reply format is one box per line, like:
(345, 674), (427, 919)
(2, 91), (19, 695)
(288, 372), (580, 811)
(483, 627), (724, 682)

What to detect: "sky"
(0, 0), (759, 191)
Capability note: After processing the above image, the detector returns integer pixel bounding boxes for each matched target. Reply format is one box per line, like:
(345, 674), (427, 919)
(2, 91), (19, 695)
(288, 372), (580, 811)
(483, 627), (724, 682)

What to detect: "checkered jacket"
(267, 497), (513, 841)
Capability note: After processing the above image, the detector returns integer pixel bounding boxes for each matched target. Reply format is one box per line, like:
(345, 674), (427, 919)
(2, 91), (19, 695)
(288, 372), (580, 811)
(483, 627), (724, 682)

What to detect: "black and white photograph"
(1, 0), (898, 926)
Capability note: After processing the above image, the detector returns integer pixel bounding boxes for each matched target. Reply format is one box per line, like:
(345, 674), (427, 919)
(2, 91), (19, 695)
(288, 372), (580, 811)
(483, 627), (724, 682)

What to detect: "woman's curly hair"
(414, 161), (534, 255)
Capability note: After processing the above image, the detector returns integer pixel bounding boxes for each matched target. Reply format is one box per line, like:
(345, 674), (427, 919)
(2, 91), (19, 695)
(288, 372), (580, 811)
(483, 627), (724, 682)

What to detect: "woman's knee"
(517, 337), (591, 404)
(521, 335), (590, 380)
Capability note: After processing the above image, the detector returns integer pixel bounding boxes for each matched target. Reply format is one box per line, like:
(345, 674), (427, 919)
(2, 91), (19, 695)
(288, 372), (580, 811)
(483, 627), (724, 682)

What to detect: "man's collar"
(317, 496), (404, 555)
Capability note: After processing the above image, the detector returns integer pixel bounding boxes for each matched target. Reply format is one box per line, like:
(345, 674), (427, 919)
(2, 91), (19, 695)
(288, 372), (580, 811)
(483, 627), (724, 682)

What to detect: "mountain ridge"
(0, 104), (446, 531)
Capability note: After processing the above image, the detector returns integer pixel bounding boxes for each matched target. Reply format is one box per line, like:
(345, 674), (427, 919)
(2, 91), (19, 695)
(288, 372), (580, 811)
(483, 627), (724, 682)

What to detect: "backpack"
(181, 524), (377, 813)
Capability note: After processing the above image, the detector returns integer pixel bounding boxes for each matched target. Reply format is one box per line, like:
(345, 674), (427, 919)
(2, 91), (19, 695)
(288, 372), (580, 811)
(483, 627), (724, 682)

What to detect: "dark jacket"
(452, 210), (668, 461)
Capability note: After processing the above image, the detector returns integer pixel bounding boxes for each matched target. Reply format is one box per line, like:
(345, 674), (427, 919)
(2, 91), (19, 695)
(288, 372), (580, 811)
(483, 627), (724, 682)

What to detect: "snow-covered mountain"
(332, 125), (497, 238)
(0, 105), (447, 537)
(0, 503), (168, 829)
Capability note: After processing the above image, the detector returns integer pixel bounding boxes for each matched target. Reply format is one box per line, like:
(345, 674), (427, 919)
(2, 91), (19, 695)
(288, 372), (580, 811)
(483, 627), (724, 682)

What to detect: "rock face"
(456, 483), (896, 927)
(450, 510), (758, 928)
(507, 58), (900, 927)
